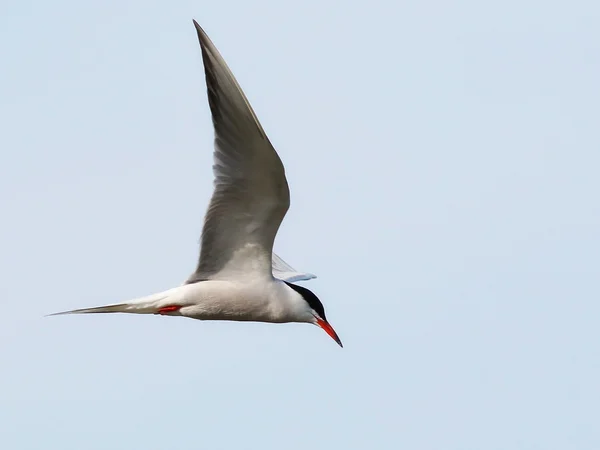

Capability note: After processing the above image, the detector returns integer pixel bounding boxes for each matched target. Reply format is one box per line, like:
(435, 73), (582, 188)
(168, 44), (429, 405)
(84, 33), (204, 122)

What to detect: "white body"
(98, 277), (312, 324)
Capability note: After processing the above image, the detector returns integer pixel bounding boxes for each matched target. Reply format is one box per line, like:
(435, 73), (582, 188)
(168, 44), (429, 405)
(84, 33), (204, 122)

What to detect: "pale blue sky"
(1, 1), (599, 448)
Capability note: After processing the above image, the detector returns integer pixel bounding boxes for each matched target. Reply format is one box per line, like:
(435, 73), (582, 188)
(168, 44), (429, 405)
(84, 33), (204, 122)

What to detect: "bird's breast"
(174, 279), (287, 323)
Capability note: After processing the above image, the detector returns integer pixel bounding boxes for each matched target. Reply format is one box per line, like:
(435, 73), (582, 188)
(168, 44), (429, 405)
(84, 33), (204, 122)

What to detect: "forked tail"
(47, 291), (176, 317)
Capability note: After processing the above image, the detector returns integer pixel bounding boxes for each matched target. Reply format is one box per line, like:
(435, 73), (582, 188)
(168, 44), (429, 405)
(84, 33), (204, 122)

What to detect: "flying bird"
(50, 20), (342, 347)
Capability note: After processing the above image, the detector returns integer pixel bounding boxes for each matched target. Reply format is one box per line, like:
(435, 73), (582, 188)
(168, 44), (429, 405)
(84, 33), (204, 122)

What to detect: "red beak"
(316, 318), (343, 348)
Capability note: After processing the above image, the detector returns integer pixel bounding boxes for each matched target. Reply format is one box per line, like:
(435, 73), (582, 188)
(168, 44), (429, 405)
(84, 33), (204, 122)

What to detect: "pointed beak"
(316, 318), (343, 348)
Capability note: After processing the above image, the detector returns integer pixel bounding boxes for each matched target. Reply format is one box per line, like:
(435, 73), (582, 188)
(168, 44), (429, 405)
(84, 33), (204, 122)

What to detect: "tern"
(50, 20), (342, 347)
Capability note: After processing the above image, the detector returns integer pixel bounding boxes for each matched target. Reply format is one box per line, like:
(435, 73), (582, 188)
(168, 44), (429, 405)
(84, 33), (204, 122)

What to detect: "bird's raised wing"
(271, 253), (316, 282)
(186, 21), (290, 283)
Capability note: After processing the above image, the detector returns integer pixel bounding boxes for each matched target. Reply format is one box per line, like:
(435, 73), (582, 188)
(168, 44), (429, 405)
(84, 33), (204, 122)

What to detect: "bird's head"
(284, 282), (342, 348)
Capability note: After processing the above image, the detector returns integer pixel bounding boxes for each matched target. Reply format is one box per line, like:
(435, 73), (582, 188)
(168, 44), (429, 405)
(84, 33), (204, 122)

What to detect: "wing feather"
(187, 22), (290, 282)
(271, 253), (317, 282)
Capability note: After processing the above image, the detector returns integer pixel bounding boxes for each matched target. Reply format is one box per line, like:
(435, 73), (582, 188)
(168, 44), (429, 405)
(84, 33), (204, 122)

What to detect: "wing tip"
(192, 19), (209, 45)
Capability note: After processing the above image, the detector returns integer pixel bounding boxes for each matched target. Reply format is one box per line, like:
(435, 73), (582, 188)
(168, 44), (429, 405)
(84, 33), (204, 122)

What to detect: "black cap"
(284, 282), (327, 321)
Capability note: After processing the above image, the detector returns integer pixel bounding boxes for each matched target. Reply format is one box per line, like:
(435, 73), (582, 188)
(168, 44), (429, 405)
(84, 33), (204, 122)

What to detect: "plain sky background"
(1, 0), (599, 448)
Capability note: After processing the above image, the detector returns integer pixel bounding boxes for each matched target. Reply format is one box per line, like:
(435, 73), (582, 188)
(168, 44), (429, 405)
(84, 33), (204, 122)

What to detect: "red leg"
(157, 305), (182, 315)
